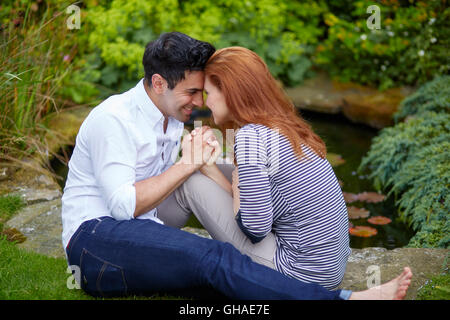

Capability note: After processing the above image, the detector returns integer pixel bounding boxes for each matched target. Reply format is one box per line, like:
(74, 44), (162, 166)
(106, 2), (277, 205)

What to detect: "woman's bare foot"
(349, 267), (413, 300)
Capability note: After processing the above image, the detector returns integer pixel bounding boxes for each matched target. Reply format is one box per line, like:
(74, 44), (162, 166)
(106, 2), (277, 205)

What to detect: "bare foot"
(349, 267), (413, 300)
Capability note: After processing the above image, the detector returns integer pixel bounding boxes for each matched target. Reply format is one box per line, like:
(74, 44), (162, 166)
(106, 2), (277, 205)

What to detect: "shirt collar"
(133, 78), (185, 138)
(133, 78), (165, 128)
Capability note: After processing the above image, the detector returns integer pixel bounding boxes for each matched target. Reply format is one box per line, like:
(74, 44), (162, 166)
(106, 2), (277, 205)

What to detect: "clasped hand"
(179, 126), (222, 170)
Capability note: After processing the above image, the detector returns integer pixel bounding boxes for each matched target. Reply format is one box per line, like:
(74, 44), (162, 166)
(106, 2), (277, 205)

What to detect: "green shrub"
(358, 76), (449, 248)
(71, 0), (450, 94)
(316, 0), (450, 90)
(79, 0), (327, 93)
(393, 75), (450, 122)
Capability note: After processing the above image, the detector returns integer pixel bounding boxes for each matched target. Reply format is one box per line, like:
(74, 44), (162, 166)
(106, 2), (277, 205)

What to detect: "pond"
(51, 108), (415, 250)
(299, 109), (415, 249)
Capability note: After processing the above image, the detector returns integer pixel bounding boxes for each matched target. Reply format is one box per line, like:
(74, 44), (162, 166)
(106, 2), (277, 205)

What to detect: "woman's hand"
(178, 126), (221, 170)
(178, 128), (212, 170)
(192, 126), (221, 166)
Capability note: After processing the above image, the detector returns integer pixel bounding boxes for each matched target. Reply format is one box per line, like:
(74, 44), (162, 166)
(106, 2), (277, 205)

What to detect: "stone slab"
(284, 72), (414, 129)
(339, 247), (449, 300)
(5, 199), (65, 258)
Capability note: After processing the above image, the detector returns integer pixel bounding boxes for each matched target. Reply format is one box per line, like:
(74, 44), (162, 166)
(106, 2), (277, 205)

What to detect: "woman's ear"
(151, 74), (168, 94)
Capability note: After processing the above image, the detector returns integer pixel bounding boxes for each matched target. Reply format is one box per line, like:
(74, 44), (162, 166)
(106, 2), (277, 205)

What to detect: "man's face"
(161, 70), (205, 123)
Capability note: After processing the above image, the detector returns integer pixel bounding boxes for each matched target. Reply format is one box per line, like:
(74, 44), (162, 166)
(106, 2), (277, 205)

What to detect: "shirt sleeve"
(234, 125), (273, 243)
(86, 112), (137, 220)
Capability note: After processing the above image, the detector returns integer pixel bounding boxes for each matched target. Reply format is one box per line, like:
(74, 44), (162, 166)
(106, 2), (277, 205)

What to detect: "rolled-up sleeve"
(87, 113), (137, 220)
(235, 125), (273, 243)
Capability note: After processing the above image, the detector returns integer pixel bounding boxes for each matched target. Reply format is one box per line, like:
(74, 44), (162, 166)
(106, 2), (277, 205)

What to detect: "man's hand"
(178, 126), (221, 170)
(192, 126), (222, 166)
(135, 126), (217, 217)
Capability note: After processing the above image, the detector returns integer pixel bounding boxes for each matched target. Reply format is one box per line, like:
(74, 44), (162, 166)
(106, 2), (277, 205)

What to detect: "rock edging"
(284, 72), (415, 129)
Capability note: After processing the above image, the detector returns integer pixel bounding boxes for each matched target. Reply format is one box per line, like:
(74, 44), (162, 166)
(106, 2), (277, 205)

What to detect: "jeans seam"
(81, 247), (128, 296)
(66, 227), (83, 262)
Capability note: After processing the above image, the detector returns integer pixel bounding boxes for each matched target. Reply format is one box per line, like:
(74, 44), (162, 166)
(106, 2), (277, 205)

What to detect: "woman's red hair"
(205, 46), (327, 161)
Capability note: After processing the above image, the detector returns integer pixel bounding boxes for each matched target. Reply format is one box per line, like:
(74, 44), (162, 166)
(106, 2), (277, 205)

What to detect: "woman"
(199, 46), (351, 290)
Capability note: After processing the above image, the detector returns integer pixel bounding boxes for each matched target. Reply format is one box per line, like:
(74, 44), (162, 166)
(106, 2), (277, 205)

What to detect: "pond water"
(51, 108), (414, 249)
(299, 110), (414, 249)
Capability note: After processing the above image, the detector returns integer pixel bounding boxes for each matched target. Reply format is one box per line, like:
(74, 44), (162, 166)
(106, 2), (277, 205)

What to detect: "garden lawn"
(0, 195), (185, 300)
(0, 237), (186, 300)
(0, 236), (91, 300)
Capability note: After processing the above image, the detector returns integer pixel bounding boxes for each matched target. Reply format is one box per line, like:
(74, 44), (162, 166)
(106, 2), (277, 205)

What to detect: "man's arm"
(133, 161), (195, 217)
(199, 164), (232, 195)
(133, 129), (217, 218)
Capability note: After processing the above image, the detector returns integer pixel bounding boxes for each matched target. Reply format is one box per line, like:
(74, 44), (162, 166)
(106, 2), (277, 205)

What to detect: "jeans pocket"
(79, 248), (128, 297)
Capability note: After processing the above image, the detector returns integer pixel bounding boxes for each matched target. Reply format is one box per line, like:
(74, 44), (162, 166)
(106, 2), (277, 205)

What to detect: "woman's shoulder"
(237, 123), (275, 138)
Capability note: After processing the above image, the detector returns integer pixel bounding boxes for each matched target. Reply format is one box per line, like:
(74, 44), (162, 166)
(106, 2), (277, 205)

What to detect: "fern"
(394, 76), (450, 122)
(358, 76), (450, 248)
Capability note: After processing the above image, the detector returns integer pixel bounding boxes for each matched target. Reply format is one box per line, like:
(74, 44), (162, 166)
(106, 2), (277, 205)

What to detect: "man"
(61, 31), (356, 299)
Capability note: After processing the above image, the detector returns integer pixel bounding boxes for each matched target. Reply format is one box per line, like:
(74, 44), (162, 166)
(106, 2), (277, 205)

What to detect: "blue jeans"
(66, 216), (347, 299)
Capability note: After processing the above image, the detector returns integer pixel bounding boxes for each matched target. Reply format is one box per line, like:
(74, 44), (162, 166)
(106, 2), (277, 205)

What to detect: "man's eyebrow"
(185, 88), (203, 93)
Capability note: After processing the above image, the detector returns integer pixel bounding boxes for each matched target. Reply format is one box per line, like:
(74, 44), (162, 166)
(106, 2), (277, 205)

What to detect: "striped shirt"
(234, 124), (351, 289)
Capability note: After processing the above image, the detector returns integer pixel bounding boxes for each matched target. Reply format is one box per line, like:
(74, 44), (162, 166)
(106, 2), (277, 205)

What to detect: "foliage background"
(358, 76), (450, 248)
(1, 0), (448, 249)
(65, 0), (449, 101)
(316, 0), (449, 90)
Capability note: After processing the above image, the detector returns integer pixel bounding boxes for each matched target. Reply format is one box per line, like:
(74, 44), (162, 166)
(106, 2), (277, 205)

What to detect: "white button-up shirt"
(61, 79), (185, 249)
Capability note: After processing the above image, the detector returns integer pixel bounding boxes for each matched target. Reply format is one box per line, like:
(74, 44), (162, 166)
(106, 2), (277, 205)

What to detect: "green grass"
(416, 254), (450, 300)
(0, 237), (189, 300)
(0, 194), (25, 230)
(0, 194), (89, 299)
(0, 195), (186, 300)
(417, 273), (450, 300)
(0, 236), (92, 300)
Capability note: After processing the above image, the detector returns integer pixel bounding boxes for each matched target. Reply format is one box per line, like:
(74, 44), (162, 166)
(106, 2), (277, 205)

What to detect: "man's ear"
(151, 74), (168, 94)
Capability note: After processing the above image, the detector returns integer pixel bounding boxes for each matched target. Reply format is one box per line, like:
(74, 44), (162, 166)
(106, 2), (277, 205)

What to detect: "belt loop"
(91, 218), (104, 234)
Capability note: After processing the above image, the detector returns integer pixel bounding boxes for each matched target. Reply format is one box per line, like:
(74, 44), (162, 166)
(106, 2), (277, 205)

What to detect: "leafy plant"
(316, 0), (450, 90)
(79, 0), (327, 93)
(393, 75), (450, 122)
(67, 0), (450, 94)
(358, 76), (450, 248)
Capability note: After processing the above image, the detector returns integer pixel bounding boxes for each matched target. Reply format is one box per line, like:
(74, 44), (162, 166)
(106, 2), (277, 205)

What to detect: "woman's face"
(204, 76), (231, 125)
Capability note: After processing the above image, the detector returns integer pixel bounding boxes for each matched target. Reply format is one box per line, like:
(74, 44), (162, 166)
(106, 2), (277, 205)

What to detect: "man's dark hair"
(142, 32), (215, 89)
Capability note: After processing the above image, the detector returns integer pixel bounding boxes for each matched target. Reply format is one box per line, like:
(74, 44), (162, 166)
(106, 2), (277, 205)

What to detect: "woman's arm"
(234, 125), (274, 243)
(231, 168), (240, 215)
(199, 164), (232, 195)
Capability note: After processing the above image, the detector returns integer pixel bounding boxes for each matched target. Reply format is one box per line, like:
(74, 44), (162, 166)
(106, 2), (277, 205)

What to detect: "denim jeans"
(66, 216), (347, 299)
